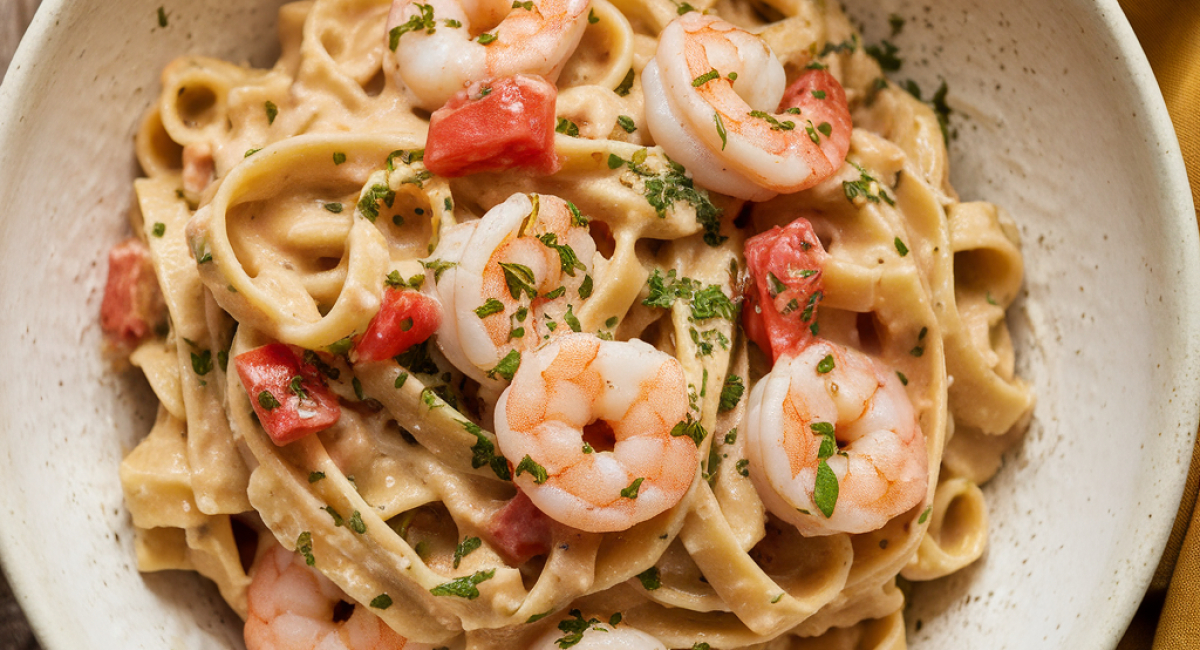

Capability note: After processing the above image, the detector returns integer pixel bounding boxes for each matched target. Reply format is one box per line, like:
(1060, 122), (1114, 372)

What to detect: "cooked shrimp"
(745, 340), (928, 536)
(529, 615), (667, 649)
(642, 13), (852, 202)
(245, 538), (430, 650)
(494, 333), (697, 533)
(385, 0), (590, 110)
(431, 193), (596, 386)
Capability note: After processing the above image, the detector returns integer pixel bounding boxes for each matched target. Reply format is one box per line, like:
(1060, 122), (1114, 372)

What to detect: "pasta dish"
(102, 0), (1035, 647)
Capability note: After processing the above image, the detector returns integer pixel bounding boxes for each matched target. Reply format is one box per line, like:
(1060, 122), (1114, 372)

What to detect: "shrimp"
(244, 538), (431, 650)
(494, 333), (697, 533)
(529, 614), (667, 649)
(642, 13), (852, 202)
(431, 193), (596, 386)
(385, 0), (590, 110)
(745, 340), (928, 536)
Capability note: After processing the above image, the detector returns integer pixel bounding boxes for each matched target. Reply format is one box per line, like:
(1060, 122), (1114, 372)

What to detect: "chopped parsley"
(555, 610), (605, 648)
(714, 112), (727, 150)
(460, 420), (511, 480)
(616, 115), (637, 133)
(388, 3), (437, 50)
(487, 349), (522, 381)
(357, 184), (396, 223)
(897, 371), (909, 386)
(422, 258), (457, 282)
(429, 569), (495, 599)
(736, 458), (750, 477)
(919, 505), (933, 524)
(556, 117), (580, 137)
(333, 152), (346, 165)
(477, 32), (497, 44)
(749, 110), (795, 131)
(718, 375), (744, 413)
(265, 101), (278, 125)
(537, 233), (587, 276)
(324, 202), (343, 213)
(296, 531), (315, 566)
(257, 391), (280, 410)
(895, 237), (909, 256)
(515, 454), (549, 484)
(636, 567), (661, 590)
(588, 8), (599, 23)
(370, 594), (393, 609)
(816, 354), (835, 374)
(452, 536), (482, 568)
(670, 414), (707, 446)
(620, 477), (645, 499)
(563, 304), (582, 332)
(865, 40), (902, 72)
(156, 6), (168, 27)
(191, 350), (212, 376)
(475, 298), (505, 318)
(308, 471), (326, 483)
(842, 162), (895, 207)
(692, 69), (720, 87)
(151, 222), (165, 237)
(498, 262), (538, 300)
(614, 68), (635, 96)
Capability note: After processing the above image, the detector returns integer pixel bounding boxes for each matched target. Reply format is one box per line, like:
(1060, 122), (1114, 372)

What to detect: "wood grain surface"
(1, 3), (46, 648)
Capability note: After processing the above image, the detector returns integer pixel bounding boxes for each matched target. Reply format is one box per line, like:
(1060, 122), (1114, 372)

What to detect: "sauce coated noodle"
(110, 0), (1034, 647)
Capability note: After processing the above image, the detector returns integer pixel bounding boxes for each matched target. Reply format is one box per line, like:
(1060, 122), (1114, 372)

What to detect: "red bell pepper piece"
(236, 343), (341, 445)
(742, 217), (829, 363)
(353, 288), (441, 363)
(424, 74), (561, 177)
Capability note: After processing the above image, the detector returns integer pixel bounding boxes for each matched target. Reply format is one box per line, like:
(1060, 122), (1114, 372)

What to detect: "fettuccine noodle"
(110, 0), (1034, 647)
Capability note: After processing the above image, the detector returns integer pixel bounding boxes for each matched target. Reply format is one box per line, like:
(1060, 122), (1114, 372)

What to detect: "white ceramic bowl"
(0, 0), (1195, 648)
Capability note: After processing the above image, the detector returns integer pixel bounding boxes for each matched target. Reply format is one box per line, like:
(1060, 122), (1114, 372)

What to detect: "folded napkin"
(1115, 1), (1200, 648)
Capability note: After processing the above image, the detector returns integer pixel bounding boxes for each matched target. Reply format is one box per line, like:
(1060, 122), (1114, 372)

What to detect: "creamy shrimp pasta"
(104, 0), (1035, 647)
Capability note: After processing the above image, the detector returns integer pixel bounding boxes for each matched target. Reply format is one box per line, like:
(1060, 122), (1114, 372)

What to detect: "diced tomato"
(235, 343), (341, 445)
(353, 288), (441, 363)
(424, 74), (561, 178)
(100, 237), (166, 353)
(742, 217), (829, 363)
(486, 490), (554, 565)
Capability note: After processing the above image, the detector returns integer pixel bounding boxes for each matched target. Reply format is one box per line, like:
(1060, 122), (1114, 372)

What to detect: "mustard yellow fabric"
(1115, 1), (1200, 648)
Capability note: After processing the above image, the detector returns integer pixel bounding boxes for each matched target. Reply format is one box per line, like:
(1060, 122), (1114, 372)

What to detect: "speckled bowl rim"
(0, 0), (1196, 648)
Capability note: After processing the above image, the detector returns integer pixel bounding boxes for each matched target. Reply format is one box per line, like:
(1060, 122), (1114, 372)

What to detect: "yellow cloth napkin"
(1114, 1), (1200, 648)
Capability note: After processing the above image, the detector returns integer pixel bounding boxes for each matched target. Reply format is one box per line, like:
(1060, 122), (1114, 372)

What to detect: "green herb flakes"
(919, 505), (933, 524)
(475, 298), (505, 318)
(515, 454), (549, 484)
(615, 68), (635, 96)
(191, 350), (212, 376)
(429, 569), (495, 599)
(620, 477), (645, 499)
(257, 391), (280, 410)
(636, 567), (661, 590)
(296, 531), (315, 566)
(453, 536), (482, 568)
(370, 594), (393, 609)
(617, 115), (637, 133)
(488, 349), (522, 381)
(333, 152), (347, 165)
(816, 354), (835, 374)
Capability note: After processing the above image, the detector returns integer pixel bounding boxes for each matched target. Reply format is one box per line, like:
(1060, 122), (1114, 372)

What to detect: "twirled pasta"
(112, 0), (1034, 647)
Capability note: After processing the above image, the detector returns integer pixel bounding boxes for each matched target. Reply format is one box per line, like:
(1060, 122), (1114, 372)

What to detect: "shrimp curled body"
(746, 340), (928, 536)
(495, 333), (698, 533)
(386, 0), (591, 110)
(642, 13), (852, 202)
(433, 192), (597, 387)
(244, 539), (430, 650)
